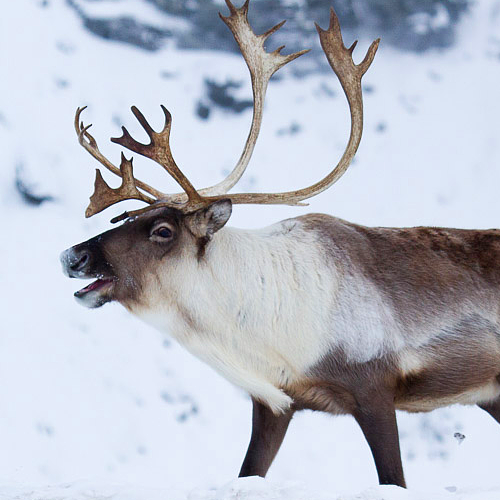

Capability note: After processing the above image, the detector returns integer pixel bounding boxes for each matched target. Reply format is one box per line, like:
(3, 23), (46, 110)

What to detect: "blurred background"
(2, 0), (500, 498)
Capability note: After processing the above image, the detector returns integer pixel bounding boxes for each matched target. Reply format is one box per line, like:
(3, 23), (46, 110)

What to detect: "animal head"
(60, 200), (232, 309)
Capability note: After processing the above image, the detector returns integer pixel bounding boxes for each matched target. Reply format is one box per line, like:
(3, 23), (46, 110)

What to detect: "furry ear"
(185, 199), (232, 240)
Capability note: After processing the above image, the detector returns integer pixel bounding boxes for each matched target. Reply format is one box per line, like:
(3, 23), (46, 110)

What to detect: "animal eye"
(152, 226), (172, 239)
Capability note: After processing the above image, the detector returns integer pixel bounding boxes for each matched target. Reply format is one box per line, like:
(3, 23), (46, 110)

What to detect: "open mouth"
(74, 278), (114, 297)
(74, 277), (115, 308)
(60, 247), (116, 308)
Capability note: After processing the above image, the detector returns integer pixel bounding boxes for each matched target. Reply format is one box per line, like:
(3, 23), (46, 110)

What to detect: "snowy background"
(2, 0), (500, 499)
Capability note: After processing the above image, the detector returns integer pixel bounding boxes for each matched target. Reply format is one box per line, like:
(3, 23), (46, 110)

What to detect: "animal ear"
(185, 199), (232, 239)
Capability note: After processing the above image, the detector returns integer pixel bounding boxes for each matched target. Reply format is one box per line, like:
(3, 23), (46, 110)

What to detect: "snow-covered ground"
(2, 1), (500, 499)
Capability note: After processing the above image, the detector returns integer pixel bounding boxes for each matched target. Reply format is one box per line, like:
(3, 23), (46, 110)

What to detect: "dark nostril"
(70, 251), (90, 272)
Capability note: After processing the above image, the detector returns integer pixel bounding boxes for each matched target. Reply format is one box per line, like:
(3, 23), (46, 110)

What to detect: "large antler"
(224, 8), (379, 206)
(75, 1), (379, 223)
(199, 0), (309, 196)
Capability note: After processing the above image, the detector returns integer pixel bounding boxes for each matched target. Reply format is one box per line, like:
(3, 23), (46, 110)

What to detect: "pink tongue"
(83, 279), (110, 293)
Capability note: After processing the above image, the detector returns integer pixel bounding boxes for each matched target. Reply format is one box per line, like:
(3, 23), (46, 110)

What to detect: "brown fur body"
(296, 214), (500, 412)
(241, 215), (500, 487)
(61, 208), (500, 488)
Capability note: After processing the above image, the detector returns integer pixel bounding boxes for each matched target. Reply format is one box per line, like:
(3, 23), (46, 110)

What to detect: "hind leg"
(353, 395), (406, 487)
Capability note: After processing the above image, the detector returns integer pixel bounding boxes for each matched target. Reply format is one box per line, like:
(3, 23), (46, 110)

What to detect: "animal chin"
(74, 278), (115, 308)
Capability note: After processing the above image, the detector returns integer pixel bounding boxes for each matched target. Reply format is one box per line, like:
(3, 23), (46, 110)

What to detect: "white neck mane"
(130, 218), (337, 412)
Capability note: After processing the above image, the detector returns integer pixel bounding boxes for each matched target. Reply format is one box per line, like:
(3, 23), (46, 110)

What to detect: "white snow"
(2, 0), (500, 499)
(409, 5), (451, 35)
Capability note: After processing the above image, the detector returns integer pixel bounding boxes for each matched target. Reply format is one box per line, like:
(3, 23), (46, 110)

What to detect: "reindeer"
(60, 0), (500, 488)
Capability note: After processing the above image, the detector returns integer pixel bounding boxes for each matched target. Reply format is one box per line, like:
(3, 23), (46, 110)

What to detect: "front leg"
(353, 395), (406, 487)
(239, 397), (294, 477)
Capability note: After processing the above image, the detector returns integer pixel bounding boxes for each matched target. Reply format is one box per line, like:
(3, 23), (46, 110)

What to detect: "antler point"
(282, 48), (309, 66)
(94, 168), (104, 181)
(348, 40), (358, 54)
(120, 151), (133, 163)
(358, 37), (380, 74)
(262, 19), (287, 40)
(224, 0), (236, 14)
(328, 7), (341, 32)
(160, 104), (172, 119)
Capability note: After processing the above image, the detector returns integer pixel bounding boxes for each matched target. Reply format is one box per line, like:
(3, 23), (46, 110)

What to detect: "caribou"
(60, 0), (500, 488)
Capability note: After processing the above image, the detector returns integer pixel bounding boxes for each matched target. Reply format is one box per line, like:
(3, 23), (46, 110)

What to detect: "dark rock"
(276, 122), (301, 136)
(196, 101), (210, 120)
(204, 78), (253, 113)
(196, 78), (253, 118)
(15, 165), (54, 206)
(149, 0), (470, 53)
(69, 0), (471, 56)
(83, 16), (171, 51)
(67, 0), (172, 51)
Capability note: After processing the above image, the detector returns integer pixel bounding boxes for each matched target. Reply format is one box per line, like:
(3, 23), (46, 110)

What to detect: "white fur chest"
(130, 220), (342, 413)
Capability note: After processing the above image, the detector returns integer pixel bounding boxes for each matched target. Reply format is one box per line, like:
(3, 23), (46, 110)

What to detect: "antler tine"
(86, 153), (154, 218)
(75, 107), (120, 178)
(111, 105), (201, 203)
(223, 0), (246, 15)
(318, 8), (379, 85)
(262, 19), (287, 41)
(74, 107), (164, 201)
(193, 0), (309, 198)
